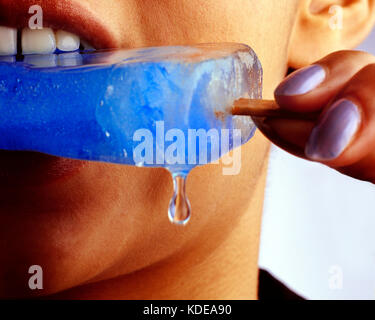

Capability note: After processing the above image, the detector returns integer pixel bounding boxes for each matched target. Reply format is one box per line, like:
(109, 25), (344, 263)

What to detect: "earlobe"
(288, 0), (375, 68)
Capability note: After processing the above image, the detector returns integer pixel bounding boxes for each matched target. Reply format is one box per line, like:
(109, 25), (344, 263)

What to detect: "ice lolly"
(0, 43), (263, 224)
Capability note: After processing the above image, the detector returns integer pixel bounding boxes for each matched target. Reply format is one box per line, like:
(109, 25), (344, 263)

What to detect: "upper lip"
(0, 0), (118, 49)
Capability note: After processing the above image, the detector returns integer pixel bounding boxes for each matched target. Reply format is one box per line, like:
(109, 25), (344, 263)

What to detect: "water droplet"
(168, 174), (191, 225)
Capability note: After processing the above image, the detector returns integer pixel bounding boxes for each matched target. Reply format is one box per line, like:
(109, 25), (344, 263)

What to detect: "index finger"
(275, 50), (375, 113)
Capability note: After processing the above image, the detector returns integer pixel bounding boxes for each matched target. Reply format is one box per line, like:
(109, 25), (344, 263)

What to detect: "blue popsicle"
(0, 43), (262, 224)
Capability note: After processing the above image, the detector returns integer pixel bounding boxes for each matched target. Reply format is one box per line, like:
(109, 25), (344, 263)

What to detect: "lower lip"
(0, 150), (87, 188)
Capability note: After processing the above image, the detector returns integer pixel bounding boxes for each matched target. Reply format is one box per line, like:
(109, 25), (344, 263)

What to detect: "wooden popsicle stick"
(231, 98), (319, 120)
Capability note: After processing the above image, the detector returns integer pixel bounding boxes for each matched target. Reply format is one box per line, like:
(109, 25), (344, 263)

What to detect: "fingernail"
(275, 64), (326, 96)
(305, 99), (360, 161)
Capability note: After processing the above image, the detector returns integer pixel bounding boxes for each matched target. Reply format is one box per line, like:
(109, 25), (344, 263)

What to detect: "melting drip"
(168, 173), (191, 225)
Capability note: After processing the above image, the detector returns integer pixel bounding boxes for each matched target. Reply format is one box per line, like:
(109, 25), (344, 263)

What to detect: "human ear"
(288, 0), (375, 68)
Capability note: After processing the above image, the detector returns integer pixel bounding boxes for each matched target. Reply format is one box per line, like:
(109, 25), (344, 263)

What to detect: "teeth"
(56, 30), (80, 52)
(0, 25), (95, 56)
(0, 26), (17, 56)
(22, 27), (56, 54)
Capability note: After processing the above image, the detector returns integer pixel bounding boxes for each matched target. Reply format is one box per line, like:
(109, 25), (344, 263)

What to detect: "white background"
(258, 28), (375, 299)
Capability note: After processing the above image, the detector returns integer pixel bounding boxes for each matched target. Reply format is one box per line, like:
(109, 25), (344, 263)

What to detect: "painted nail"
(275, 64), (326, 96)
(305, 99), (360, 161)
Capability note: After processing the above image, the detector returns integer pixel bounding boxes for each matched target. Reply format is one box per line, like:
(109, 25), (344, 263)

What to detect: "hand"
(254, 50), (375, 183)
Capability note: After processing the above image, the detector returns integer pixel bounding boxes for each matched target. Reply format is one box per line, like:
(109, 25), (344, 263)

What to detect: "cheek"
(0, 162), (198, 297)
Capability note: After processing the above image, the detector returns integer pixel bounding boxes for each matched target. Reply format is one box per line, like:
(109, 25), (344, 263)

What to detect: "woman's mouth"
(0, 0), (118, 188)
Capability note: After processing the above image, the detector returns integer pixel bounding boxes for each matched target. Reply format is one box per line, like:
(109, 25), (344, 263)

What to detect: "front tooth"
(56, 30), (80, 52)
(22, 27), (56, 54)
(0, 26), (17, 56)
